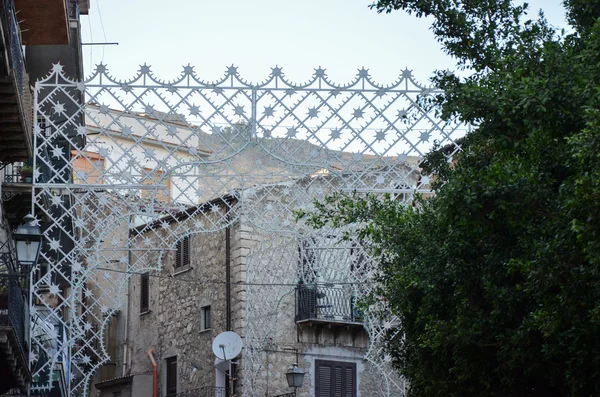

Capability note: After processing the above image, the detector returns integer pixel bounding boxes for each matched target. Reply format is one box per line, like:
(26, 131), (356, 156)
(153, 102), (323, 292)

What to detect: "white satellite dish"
(212, 331), (243, 361)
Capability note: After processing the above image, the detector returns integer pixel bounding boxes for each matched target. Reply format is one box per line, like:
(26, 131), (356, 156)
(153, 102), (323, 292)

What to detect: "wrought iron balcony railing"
(0, 273), (27, 352)
(167, 386), (227, 397)
(2, 0), (24, 95)
(296, 284), (363, 324)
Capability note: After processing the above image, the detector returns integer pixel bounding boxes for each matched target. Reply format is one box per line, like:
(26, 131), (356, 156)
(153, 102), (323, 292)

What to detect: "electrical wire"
(95, 0), (108, 62)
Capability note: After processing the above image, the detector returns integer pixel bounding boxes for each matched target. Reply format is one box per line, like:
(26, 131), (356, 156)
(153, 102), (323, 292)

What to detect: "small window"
(140, 273), (149, 313)
(166, 356), (177, 396)
(175, 236), (190, 270)
(201, 305), (211, 331)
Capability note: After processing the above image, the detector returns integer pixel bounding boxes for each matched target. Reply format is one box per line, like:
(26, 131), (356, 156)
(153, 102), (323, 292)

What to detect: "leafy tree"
(300, 1), (600, 396)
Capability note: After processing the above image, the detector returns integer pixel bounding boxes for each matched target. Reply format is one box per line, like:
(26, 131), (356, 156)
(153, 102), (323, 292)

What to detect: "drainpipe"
(226, 214), (231, 331)
(148, 348), (158, 397)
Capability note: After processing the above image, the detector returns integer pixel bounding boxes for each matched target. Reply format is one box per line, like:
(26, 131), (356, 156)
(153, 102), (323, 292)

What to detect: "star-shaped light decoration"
(189, 147), (198, 156)
(143, 238), (153, 247)
(358, 68), (369, 78)
(375, 130), (386, 142)
(421, 88), (433, 97)
(419, 130), (431, 142)
(50, 195), (62, 207)
(121, 83), (132, 93)
(51, 146), (64, 159)
(315, 67), (326, 78)
(330, 88), (341, 97)
(144, 148), (155, 158)
(29, 351), (38, 364)
(353, 152), (363, 161)
(77, 125), (87, 136)
(75, 170), (88, 182)
(307, 107), (319, 118)
(272, 66), (283, 77)
(376, 88), (387, 98)
(144, 104), (155, 115)
(48, 238), (61, 252)
(53, 102), (65, 115)
(211, 204), (220, 213)
(234, 105), (245, 116)
(189, 105), (200, 116)
(195, 188), (204, 197)
(183, 65), (194, 76)
(255, 158), (263, 166)
(402, 68), (412, 79)
(285, 88), (296, 96)
(227, 65), (238, 76)
(286, 127), (298, 138)
(353, 108), (364, 119)
(119, 255), (128, 264)
(420, 176), (431, 185)
(81, 355), (92, 365)
(161, 221), (170, 230)
(166, 85), (178, 94)
(98, 196), (109, 206)
(139, 64), (151, 74)
(160, 128), (179, 144)
(72, 261), (82, 274)
(33, 124), (42, 136)
(120, 125), (133, 136)
(376, 175), (385, 185)
(110, 238), (119, 247)
(95, 63), (107, 73)
(84, 288), (94, 299)
(49, 283), (60, 296)
(397, 152), (409, 162)
(263, 106), (275, 117)
(330, 128), (341, 140)
(397, 109), (408, 119)
(52, 63), (64, 73)
(211, 125), (221, 135)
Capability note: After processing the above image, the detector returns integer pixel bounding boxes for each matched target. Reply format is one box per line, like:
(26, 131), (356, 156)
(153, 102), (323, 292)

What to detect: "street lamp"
(14, 214), (42, 271)
(285, 363), (305, 396)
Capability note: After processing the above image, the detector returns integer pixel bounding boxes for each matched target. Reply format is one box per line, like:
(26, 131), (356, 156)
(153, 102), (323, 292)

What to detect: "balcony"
(0, 272), (30, 394)
(296, 284), (363, 326)
(13, 0), (70, 45)
(0, 0), (33, 162)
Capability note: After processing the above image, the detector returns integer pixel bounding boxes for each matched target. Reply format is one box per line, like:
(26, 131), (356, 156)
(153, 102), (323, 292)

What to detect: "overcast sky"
(80, 0), (569, 85)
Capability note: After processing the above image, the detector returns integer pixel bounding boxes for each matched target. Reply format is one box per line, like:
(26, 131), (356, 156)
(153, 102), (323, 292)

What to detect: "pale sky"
(81, 0), (569, 86)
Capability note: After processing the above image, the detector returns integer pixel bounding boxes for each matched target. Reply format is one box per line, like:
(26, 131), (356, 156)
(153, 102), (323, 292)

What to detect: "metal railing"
(2, 0), (24, 95)
(0, 273), (27, 351)
(168, 387), (227, 397)
(2, 161), (25, 183)
(296, 284), (363, 323)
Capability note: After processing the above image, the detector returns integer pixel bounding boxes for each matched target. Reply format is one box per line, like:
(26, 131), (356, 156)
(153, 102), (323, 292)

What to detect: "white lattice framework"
(30, 63), (465, 396)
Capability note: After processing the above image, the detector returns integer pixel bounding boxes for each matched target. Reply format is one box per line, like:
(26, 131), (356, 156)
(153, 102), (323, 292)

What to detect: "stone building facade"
(92, 172), (412, 397)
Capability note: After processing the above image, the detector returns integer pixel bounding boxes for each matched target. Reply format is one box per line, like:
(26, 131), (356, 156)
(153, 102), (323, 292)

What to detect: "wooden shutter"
(315, 360), (356, 397)
(166, 356), (177, 396)
(140, 273), (149, 313)
(175, 240), (182, 269)
(175, 237), (190, 269)
(183, 236), (190, 267)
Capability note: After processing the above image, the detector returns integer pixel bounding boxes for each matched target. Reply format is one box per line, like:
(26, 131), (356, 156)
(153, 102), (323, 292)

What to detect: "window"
(166, 356), (177, 396)
(141, 168), (171, 203)
(175, 236), (190, 270)
(201, 305), (211, 331)
(315, 360), (356, 397)
(140, 273), (149, 313)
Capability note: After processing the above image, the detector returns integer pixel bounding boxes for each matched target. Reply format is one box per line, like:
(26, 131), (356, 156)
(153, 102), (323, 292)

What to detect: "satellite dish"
(212, 331), (243, 361)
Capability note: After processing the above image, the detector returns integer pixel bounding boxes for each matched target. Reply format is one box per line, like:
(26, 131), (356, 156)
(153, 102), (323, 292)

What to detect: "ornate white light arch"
(31, 63), (465, 396)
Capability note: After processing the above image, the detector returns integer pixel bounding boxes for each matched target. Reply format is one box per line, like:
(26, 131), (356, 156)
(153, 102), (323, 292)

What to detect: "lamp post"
(13, 214), (42, 273)
(285, 363), (305, 396)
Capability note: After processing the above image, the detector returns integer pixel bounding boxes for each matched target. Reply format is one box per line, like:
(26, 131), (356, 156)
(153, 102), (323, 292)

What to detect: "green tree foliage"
(301, 1), (600, 396)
